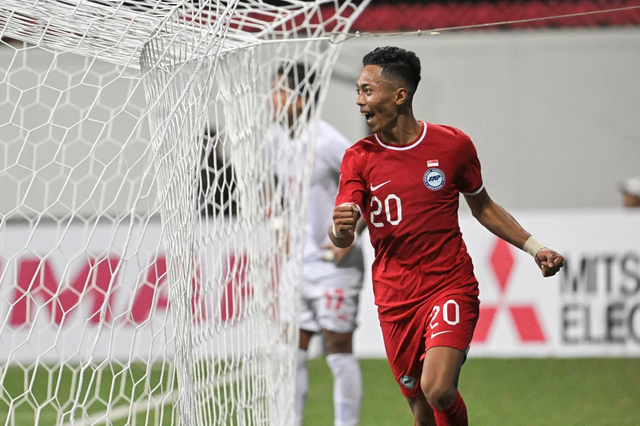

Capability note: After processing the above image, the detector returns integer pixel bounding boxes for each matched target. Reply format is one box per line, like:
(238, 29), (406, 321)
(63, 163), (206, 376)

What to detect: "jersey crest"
(423, 168), (445, 191)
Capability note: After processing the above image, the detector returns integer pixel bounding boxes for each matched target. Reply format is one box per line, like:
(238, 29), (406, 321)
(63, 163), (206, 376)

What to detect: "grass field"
(2, 358), (639, 425)
(0, 363), (176, 426)
(305, 358), (640, 426)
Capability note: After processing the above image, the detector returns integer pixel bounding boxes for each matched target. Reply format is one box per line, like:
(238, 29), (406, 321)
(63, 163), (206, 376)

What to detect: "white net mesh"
(0, 1), (367, 425)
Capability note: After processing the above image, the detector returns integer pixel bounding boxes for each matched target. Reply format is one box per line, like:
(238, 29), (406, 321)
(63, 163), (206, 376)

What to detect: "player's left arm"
(464, 188), (564, 277)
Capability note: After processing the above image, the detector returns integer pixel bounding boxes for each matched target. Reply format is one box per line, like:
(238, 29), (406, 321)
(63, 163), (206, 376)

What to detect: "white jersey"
(270, 119), (363, 269)
(305, 120), (351, 262)
(270, 119), (364, 333)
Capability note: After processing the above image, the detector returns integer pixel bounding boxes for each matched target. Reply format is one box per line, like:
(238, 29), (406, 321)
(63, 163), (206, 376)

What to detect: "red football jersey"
(335, 121), (483, 322)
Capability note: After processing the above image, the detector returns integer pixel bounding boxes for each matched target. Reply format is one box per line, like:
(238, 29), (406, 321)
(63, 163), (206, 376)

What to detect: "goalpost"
(0, 1), (368, 425)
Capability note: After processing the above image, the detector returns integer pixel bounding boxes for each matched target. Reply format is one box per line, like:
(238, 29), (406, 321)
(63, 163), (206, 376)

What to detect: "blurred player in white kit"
(271, 63), (365, 426)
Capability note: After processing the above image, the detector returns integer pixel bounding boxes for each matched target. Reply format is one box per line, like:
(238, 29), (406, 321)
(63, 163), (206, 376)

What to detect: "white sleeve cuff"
(461, 184), (484, 196)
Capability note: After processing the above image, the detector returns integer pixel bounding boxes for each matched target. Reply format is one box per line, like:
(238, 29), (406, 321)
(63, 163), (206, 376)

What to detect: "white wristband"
(523, 236), (545, 258)
(332, 223), (345, 239)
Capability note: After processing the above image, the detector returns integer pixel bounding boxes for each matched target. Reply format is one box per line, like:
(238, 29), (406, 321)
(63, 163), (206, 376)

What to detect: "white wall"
(2, 29), (637, 218)
(0, 47), (153, 219)
(323, 28), (640, 209)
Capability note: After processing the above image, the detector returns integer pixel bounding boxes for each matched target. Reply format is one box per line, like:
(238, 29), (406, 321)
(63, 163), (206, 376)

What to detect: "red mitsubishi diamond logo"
(473, 239), (546, 343)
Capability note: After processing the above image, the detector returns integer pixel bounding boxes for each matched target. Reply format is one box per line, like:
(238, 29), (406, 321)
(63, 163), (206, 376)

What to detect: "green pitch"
(0, 362), (176, 426)
(305, 358), (640, 426)
(2, 358), (639, 425)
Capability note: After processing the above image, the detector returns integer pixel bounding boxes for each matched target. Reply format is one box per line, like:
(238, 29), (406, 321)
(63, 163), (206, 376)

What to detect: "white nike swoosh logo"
(430, 330), (452, 338)
(370, 180), (391, 192)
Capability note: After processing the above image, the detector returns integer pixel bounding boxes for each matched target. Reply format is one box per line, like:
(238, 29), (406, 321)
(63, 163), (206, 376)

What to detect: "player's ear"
(395, 87), (409, 106)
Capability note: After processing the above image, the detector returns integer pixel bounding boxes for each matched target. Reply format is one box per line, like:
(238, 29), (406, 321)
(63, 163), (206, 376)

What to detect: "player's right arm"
(330, 148), (366, 249)
(329, 204), (360, 248)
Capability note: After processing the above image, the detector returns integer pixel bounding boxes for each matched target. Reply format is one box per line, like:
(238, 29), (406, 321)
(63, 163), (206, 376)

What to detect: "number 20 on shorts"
(429, 299), (460, 331)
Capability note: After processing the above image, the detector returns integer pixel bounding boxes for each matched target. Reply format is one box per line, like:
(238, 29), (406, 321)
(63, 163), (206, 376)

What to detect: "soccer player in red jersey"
(329, 46), (565, 426)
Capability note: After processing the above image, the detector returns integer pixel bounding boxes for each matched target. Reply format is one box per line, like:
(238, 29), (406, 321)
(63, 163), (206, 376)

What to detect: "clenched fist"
(534, 248), (565, 277)
(329, 203), (360, 248)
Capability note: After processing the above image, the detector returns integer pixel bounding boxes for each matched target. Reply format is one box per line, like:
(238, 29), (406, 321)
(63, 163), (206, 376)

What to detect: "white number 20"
(370, 194), (402, 227)
(429, 300), (460, 330)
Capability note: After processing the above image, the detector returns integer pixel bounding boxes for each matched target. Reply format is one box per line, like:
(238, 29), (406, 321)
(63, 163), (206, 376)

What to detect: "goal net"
(0, 1), (367, 425)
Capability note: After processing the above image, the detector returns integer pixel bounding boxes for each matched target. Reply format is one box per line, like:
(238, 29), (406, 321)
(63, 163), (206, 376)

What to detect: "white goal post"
(0, 1), (368, 425)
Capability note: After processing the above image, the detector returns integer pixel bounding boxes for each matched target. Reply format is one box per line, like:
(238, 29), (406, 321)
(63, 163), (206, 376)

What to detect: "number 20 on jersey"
(370, 194), (402, 227)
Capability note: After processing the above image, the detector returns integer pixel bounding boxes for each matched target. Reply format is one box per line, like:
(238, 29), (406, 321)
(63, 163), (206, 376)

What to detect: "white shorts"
(299, 247), (364, 334)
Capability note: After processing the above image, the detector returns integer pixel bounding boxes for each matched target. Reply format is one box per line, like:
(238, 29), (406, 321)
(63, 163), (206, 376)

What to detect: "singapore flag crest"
(427, 159), (439, 167)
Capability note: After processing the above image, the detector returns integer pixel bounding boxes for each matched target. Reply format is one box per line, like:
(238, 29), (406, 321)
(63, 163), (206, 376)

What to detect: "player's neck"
(285, 120), (300, 138)
(287, 110), (311, 138)
(379, 116), (422, 146)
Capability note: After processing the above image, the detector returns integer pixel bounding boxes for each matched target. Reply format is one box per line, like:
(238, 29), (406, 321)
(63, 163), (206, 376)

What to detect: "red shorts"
(379, 292), (480, 397)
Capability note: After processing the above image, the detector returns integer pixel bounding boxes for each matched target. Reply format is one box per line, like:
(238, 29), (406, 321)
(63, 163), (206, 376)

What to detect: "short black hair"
(276, 62), (318, 102)
(362, 46), (421, 97)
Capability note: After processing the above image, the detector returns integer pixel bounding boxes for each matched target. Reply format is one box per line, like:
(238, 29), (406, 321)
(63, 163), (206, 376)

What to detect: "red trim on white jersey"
(374, 121), (427, 151)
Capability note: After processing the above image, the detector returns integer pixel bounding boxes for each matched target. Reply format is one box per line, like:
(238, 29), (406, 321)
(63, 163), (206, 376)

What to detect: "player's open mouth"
(362, 112), (374, 124)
